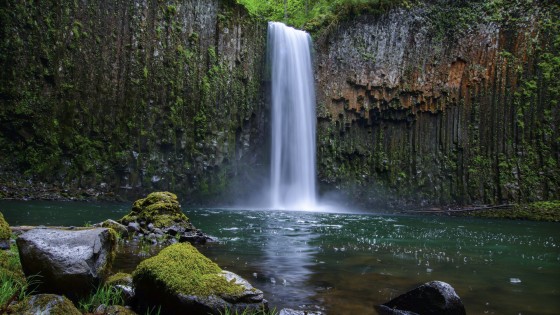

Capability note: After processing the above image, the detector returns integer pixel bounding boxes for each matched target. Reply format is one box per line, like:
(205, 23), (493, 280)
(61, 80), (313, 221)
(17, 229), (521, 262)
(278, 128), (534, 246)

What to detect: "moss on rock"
(119, 192), (191, 228)
(99, 219), (129, 238)
(0, 243), (26, 310)
(133, 243), (243, 297)
(11, 294), (81, 315)
(0, 211), (11, 241)
(106, 272), (133, 287)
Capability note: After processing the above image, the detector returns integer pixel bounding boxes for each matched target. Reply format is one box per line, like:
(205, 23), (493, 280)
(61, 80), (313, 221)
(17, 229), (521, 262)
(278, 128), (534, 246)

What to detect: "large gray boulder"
(16, 228), (116, 300)
(375, 281), (466, 315)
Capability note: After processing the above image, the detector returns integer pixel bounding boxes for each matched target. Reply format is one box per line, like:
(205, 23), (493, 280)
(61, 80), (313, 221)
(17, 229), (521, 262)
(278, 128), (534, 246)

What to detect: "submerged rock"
(375, 281), (466, 315)
(133, 243), (267, 315)
(0, 211), (11, 250)
(11, 294), (81, 315)
(118, 191), (211, 244)
(16, 228), (116, 301)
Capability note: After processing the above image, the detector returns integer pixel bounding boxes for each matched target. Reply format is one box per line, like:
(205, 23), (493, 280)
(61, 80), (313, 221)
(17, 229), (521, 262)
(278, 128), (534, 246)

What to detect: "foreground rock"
(279, 309), (324, 315)
(16, 228), (116, 300)
(133, 243), (267, 315)
(106, 272), (135, 305)
(375, 281), (466, 315)
(118, 191), (210, 244)
(0, 211), (11, 250)
(11, 294), (81, 315)
(97, 219), (129, 238)
(95, 305), (138, 315)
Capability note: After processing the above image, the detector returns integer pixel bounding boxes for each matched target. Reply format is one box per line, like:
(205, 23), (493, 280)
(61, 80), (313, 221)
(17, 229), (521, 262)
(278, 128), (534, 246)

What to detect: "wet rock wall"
(0, 0), (268, 202)
(314, 0), (559, 207)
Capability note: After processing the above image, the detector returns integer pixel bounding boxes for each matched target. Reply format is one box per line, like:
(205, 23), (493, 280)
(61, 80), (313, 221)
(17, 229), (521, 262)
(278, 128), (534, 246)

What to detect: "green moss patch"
(133, 243), (244, 297)
(106, 272), (132, 287)
(11, 294), (81, 315)
(0, 212), (10, 240)
(119, 191), (190, 228)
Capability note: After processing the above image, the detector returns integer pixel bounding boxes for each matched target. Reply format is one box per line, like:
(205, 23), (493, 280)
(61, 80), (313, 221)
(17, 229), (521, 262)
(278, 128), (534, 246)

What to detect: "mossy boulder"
(106, 272), (133, 287)
(133, 243), (266, 315)
(118, 192), (210, 244)
(97, 219), (129, 238)
(0, 211), (11, 250)
(11, 294), (81, 315)
(119, 192), (190, 228)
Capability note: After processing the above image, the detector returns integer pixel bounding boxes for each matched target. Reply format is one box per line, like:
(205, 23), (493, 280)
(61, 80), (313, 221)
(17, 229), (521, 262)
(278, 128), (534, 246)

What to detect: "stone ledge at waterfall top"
(116, 191), (211, 245)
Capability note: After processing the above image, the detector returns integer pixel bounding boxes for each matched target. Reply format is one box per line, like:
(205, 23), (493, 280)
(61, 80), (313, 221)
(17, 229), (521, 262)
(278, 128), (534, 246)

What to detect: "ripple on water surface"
(1, 202), (558, 315)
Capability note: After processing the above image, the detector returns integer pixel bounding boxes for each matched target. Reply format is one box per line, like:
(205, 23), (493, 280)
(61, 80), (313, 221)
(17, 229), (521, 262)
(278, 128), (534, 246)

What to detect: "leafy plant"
(144, 305), (161, 315)
(78, 285), (124, 313)
(0, 245), (39, 312)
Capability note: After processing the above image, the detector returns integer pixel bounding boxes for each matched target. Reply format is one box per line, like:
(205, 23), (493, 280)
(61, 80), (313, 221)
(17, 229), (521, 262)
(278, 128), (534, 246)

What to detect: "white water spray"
(268, 22), (317, 210)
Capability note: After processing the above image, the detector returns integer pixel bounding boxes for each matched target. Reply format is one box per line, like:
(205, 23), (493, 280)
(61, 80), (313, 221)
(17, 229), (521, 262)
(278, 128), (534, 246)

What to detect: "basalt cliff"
(0, 0), (558, 208)
(0, 0), (267, 202)
(314, 1), (559, 207)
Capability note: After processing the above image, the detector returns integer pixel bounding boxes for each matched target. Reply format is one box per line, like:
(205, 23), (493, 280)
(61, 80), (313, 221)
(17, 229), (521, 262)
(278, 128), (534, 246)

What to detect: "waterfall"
(268, 22), (317, 210)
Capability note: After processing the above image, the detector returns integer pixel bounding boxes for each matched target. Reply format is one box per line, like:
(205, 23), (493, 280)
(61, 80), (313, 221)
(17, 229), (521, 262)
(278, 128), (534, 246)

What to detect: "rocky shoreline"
(0, 174), (121, 202)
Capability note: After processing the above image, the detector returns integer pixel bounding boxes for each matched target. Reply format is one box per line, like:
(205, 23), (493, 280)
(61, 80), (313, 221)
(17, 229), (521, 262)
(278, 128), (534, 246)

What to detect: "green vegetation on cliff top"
(237, 0), (414, 31)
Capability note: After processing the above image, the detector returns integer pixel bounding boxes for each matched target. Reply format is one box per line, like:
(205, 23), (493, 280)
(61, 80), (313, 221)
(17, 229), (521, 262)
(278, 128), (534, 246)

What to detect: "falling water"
(268, 22), (317, 210)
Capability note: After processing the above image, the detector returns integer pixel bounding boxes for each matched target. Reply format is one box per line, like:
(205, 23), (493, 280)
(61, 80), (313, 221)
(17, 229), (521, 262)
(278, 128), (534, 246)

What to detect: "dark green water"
(1, 200), (559, 315)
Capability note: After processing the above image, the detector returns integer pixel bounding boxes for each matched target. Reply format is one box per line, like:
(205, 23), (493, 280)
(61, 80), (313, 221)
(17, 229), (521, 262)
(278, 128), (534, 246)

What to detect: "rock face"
(0, 0), (267, 204)
(375, 281), (466, 315)
(133, 243), (267, 315)
(16, 228), (116, 300)
(118, 191), (211, 244)
(0, 211), (11, 250)
(11, 294), (81, 315)
(314, 1), (560, 207)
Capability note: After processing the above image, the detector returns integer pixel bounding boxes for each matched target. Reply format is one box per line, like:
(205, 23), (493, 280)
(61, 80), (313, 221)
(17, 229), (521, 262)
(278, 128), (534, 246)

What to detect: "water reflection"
(2, 202), (559, 315)
(255, 212), (320, 311)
